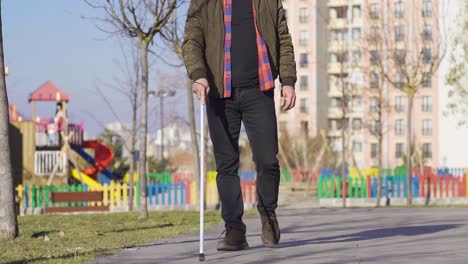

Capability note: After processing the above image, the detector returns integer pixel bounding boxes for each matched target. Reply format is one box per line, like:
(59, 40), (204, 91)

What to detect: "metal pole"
(160, 95), (164, 173)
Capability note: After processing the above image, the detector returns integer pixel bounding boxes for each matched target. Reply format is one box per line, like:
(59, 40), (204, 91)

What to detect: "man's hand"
(192, 78), (210, 105)
(281, 86), (296, 111)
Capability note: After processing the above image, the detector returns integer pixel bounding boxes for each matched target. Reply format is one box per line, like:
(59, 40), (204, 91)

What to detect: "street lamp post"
(150, 89), (176, 173)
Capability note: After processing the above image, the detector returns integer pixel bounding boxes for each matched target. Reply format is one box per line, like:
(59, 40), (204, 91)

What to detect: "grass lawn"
(0, 210), (255, 264)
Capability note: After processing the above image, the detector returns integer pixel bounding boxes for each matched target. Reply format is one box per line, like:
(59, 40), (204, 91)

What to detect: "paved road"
(88, 208), (468, 264)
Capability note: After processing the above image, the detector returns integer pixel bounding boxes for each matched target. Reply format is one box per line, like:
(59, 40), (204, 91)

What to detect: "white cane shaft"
(199, 104), (205, 255)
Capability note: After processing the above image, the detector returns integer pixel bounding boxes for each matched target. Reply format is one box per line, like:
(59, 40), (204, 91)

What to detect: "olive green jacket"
(182, 0), (297, 97)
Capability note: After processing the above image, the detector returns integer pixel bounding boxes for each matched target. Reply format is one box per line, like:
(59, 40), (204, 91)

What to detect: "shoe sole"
(216, 242), (249, 251)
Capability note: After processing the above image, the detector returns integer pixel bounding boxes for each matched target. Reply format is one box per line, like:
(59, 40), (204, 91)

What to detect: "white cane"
(199, 102), (205, 262)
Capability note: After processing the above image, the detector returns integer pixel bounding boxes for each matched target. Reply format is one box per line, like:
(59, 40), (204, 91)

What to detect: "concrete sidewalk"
(88, 208), (468, 264)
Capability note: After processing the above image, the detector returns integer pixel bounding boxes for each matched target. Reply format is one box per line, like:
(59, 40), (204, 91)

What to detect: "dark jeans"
(206, 86), (280, 230)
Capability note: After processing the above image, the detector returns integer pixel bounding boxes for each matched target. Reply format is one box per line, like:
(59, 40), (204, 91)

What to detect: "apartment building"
(282, 0), (445, 168)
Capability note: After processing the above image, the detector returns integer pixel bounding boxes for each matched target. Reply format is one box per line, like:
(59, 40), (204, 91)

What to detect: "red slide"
(81, 140), (115, 179)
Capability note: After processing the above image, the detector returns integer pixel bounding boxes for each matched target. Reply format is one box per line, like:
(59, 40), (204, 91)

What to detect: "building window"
(300, 76), (308, 91)
(423, 24), (432, 41)
(300, 53), (308, 68)
(353, 96), (363, 109)
(330, 28), (348, 43)
(299, 7), (309, 23)
(300, 31), (309, 47)
(370, 26), (380, 41)
(371, 143), (379, 158)
(394, 49), (406, 65)
(300, 98), (308, 113)
(395, 119), (404, 136)
(329, 119), (341, 131)
(422, 72), (431, 88)
(395, 143), (404, 158)
(423, 143), (432, 158)
(370, 50), (379, 65)
(395, 25), (405, 41)
(423, 0), (432, 17)
(395, 96), (404, 112)
(370, 3), (379, 19)
(370, 72), (379, 88)
(353, 141), (362, 153)
(352, 50), (361, 64)
(422, 119), (432, 135)
(422, 96), (432, 112)
(370, 98), (379, 112)
(423, 48), (432, 64)
(352, 118), (362, 130)
(371, 120), (380, 135)
(330, 97), (342, 108)
(352, 28), (361, 40)
(330, 6), (347, 19)
(395, 1), (404, 18)
(353, 6), (361, 19)
(395, 72), (404, 88)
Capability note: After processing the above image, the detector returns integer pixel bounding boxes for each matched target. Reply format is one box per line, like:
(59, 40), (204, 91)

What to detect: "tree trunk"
(128, 82), (138, 211)
(341, 129), (346, 208)
(376, 135), (383, 207)
(406, 95), (414, 205)
(187, 79), (201, 197)
(138, 41), (150, 219)
(0, 1), (18, 238)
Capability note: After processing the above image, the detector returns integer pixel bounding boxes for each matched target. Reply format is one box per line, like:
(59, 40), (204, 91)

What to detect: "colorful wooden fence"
(318, 168), (468, 199)
(15, 180), (258, 212)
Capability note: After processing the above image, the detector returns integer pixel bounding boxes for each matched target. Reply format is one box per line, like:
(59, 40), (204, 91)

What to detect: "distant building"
(281, 0), (461, 168)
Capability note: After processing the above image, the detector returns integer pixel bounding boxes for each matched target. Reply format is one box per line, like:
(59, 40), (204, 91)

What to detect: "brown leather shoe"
(216, 226), (249, 251)
(261, 211), (280, 247)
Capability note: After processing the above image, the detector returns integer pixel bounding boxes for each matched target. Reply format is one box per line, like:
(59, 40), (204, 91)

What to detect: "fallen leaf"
(43, 235), (50, 242)
(58, 231), (65, 237)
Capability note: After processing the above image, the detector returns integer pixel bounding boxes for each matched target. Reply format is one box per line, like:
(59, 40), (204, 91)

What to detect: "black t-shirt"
(231, 0), (259, 88)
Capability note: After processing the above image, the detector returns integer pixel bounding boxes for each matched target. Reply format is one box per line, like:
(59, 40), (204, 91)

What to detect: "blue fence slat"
(174, 183), (178, 205)
(372, 177), (377, 198)
(155, 183), (160, 205)
(161, 184), (165, 205)
(167, 183), (172, 205)
(181, 183), (186, 204)
(148, 184), (154, 205)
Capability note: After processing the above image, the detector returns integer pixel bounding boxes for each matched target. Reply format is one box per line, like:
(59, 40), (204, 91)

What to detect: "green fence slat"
(360, 176), (366, 198)
(317, 177), (323, 199)
(38, 185), (43, 208)
(31, 185), (37, 209)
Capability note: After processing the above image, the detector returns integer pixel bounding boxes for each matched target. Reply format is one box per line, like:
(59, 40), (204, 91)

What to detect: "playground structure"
(9, 80), (118, 188)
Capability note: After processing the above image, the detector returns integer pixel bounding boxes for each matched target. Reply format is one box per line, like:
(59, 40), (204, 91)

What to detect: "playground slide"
(71, 140), (120, 183)
(71, 169), (101, 189)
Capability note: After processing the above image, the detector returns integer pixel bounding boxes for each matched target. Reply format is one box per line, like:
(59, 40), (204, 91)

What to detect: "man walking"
(183, 0), (296, 251)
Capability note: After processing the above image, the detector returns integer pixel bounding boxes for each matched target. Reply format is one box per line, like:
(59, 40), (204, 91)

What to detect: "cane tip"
(199, 253), (205, 262)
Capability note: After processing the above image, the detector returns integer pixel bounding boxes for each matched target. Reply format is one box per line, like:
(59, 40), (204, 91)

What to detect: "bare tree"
(327, 4), (363, 207)
(85, 0), (179, 218)
(114, 40), (141, 211)
(0, 0), (18, 239)
(369, 1), (447, 205)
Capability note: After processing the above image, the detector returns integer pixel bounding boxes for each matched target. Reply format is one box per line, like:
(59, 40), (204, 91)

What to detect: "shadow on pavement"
(277, 224), (462, 248)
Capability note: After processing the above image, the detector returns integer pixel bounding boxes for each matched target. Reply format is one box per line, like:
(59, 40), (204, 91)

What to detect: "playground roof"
(28, 80), (70, 102)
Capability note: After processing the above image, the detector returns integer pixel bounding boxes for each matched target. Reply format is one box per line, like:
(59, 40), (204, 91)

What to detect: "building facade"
(280, 0), (446, 168)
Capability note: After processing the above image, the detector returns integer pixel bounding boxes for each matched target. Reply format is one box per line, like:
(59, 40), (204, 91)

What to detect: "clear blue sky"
(3, 1), (188, 137)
